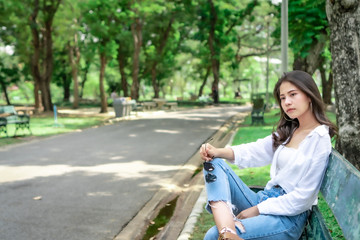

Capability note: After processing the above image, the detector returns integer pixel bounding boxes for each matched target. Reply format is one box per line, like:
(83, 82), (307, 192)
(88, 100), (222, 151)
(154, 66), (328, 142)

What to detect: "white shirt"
(229, 125), (332, 216)
(276, 146), (296, 174)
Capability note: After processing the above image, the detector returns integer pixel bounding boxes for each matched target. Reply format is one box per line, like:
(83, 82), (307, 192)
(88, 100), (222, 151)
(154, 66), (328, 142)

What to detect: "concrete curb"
(177, 188), (207, 240)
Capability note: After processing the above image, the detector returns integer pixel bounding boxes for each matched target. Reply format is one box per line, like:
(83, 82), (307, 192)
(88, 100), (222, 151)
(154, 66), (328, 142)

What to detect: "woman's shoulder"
(305, 125), (332, 151)
(309, 125), (330, 137)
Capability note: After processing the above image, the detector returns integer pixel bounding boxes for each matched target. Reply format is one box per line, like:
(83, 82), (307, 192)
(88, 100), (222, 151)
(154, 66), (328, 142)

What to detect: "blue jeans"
(203, 158), (309, 240)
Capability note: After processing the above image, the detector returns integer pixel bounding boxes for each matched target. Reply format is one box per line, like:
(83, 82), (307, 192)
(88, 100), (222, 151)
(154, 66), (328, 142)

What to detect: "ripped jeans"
(203, 158), (309, 240)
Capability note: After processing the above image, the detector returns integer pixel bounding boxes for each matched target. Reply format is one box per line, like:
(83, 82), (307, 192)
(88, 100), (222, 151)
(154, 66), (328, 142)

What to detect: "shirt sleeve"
(230, 134), (274, 168)
(257, 134), (331, 216)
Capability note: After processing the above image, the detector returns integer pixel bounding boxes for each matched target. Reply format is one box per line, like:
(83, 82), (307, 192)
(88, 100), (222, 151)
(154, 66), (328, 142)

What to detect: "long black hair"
(272, 70), (337, 150)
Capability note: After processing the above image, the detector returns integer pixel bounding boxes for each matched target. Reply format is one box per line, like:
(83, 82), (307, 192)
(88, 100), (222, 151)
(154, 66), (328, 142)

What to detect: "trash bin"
(113, 99), (129, 117)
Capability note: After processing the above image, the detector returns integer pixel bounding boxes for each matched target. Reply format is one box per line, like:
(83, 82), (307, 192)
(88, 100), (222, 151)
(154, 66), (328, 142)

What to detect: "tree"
(130, 0), (143, 100)
(54, 0), (86, 107)
(78, 28), (96, 99)
(144, 3), (174, 98)
(115, 29), (132, 97)
(28, 0), (62, 112)
(112, 0), (132, 97)
(0, 0), (58, 111)
(65, 1), (82, 109)
(52, 49), (72, 102)
(195, 0), (259, 103)
(141, 1), (192, 99)
(289, 0), (328, 75)
(326, 0), (360, 169)
(83, 0), (119, 113)
(288, 0), (333, 104)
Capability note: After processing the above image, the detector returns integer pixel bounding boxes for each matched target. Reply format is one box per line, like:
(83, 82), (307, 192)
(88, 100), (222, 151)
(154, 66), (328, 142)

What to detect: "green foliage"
(0, 0), (298, 104)
(82, 0), (121, 57)
(288, 0), (328, 58)
(143, 197), (178, 240)
(0, 60), (19, 86)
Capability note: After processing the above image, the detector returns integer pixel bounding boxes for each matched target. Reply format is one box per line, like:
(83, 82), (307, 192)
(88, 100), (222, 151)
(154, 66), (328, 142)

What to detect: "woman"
(199, 70), (337, 240)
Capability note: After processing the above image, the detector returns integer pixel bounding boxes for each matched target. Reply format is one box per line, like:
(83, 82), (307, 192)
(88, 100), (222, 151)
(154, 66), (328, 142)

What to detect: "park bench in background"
(0, 105), (32, 137)
(164, 102), (178, 110)
(142, 102), (157, 110)
(153, 98), (167, 109)
(141, 99), (178, 111)
(251, 98), (266, 125)
(251, 149), (360, 239)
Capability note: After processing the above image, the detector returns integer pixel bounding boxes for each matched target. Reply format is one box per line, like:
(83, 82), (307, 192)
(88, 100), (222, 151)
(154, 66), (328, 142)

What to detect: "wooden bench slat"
(320, 149), (360, 240)
(304, 206), (332, 240)
(251, 148), (360, 239)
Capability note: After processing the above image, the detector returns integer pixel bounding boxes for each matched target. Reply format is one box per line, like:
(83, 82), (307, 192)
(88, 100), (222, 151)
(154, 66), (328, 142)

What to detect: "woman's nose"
(284, 97), (291, 105)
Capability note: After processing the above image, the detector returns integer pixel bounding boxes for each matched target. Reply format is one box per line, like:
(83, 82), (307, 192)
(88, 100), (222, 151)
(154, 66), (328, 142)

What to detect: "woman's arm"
(199, 134), (274, 166)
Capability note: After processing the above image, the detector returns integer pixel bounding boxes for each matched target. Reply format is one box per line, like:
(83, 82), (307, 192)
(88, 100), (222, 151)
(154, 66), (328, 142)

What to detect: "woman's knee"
(204, 225), (219, 240)
(203, 158), (227, 173)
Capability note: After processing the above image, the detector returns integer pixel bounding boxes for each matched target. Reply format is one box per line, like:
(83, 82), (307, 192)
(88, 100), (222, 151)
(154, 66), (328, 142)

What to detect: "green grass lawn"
(0, 115), (105, 147)
(189, 109), (343, 240)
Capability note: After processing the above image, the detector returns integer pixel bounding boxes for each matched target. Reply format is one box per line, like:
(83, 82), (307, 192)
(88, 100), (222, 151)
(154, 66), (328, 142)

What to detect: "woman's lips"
(286, 108), (295, 113)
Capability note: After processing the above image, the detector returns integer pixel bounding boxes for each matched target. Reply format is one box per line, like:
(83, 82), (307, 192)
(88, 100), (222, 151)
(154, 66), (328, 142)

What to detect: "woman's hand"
(237, 206), (260, 219)
(200, 143), (216, 161)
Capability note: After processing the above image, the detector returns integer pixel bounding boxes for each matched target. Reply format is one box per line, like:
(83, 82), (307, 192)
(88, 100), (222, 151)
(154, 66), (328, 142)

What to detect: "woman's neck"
(297, 110), (320, 131)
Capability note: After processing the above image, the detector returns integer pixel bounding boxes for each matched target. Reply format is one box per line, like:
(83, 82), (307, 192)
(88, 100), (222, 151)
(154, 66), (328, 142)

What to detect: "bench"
(301, 148), (360, 239)
(142, 102), (157, 111)
(251, 98), (266, 125)
(251, 148), (359, 239)
(164, 102), (178, 110)
(0, 105), (32, 137)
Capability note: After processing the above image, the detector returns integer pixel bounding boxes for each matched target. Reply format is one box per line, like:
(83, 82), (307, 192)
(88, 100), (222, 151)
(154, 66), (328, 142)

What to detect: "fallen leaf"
(33, 196), (42, 200)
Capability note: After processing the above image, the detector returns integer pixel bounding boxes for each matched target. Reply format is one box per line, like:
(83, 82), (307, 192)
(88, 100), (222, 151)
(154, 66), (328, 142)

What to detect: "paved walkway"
(0, 105), (250, 240)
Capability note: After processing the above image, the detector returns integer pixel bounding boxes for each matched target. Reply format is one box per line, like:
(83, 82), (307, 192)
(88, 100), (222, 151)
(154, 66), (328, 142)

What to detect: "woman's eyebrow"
(280, 89), (298, 96)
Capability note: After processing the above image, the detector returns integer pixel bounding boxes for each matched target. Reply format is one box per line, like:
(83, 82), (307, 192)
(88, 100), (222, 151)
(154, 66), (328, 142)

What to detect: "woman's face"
(279, 81), (311, 119)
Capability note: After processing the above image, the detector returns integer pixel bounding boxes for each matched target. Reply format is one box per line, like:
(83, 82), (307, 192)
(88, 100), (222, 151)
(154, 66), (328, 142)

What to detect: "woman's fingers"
(199, 143), (213, 161)
(199, 144), (207, 160)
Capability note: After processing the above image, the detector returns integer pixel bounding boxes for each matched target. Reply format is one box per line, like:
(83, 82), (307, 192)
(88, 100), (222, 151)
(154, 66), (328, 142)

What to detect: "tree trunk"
(28, 0), (61, 112)
(42, 16), (54, 111)
(322, 71), (333, 105)
(319, 60), (333, 105)
(99, 52), (108, 113)
(292, 33), (327, 75)
(80, 59), (91, 99)
(151, 17), (174, 99)
(151, 63), (160, 98)
(62, 72), (71, 102)
(131, 17), (142, 100)
(1, 82), (11, 105)
(326, 0), (360, 170)
(208, 0), (220, 104)
(198, 66), (211, 97)
(68, 32), (80, 109)
(33, 81), (41, 113)
(29, 0), (42, 112)
(117, 45), (128, 97)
